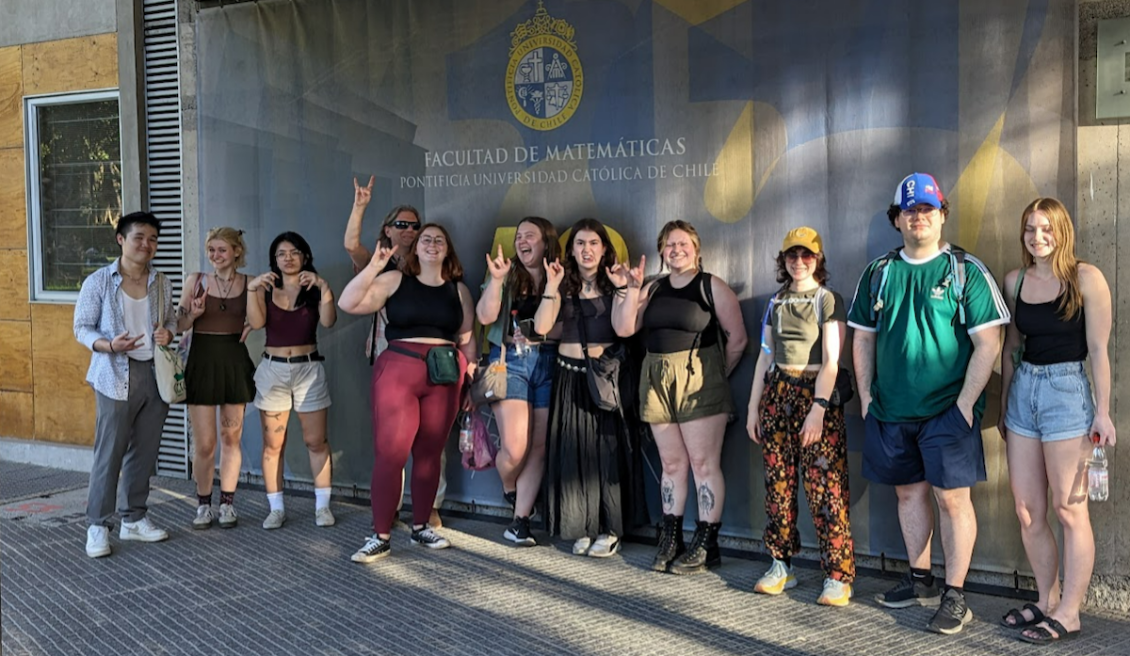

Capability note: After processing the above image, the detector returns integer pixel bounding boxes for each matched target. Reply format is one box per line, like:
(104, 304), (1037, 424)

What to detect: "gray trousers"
(87, 359), (170, 526)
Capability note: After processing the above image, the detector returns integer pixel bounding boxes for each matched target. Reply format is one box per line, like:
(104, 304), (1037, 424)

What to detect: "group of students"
(74, 172), (1114, 643)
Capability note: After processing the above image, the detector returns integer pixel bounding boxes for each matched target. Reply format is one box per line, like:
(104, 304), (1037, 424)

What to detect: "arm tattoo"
(697, 484), (716, 516)
(661, 479), (675, 513)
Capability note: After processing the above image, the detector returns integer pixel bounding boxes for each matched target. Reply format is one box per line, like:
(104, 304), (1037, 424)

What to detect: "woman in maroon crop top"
(176, 227), (255, 530)
(532, 218), (642, 558)
(246, 231), (338, 531)
(998, 199), (1115, 643)
(339, 223), (477, 563)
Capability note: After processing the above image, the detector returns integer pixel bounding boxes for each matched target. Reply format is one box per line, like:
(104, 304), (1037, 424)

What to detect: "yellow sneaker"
(754, 558), (797, 595)
(817, 578), (852, 607)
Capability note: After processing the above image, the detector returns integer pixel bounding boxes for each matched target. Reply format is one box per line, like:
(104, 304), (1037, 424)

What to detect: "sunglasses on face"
(391, 220), (421, 230)
(785, 249), (816, 262)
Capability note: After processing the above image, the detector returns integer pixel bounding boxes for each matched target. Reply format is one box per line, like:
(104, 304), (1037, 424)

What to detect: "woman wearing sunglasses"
(340, 224), (477, 563)
(746, 227), (855, 607)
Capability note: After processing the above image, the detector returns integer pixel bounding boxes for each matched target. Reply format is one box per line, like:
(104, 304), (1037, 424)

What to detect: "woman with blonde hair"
(177, 227), (255, 529)
(999, 198), (1115, 644)
(611, 220), (747, 574)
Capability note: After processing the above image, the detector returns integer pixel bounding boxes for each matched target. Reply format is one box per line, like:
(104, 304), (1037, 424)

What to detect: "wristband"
(813, 397), (829, 409)
(614, 285), (628, 291)
(541, 294), (558, 300)
(109, 341), (115, 354)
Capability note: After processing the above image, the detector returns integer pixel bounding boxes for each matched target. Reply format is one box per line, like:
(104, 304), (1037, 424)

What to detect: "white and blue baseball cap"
(894, 172), (945, 210)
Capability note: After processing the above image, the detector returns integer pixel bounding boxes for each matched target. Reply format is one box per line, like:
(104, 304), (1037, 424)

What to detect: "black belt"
(262, 351), (324, 363)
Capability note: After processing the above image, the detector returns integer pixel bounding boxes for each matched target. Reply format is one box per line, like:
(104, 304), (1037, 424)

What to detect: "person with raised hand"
(534, 218), (639, 558)
(476, 218), (562, 546)
(340, 224), (477, 563)
(611, 220), (747, 575)
(998, 198), (1115, 645)
(246, 232), (337, 531)
(177, 227), (255, 530)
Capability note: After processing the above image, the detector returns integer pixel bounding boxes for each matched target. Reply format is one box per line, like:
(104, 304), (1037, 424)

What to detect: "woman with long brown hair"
(998, 198), (1115, 644)
(476, 217), (561, 546)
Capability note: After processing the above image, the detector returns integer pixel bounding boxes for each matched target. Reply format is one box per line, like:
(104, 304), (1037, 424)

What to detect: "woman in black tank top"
(999, 198), (1115, 642)
(532, 218), (642, 557)
(610, 220), (748, 574)
(340, 224), (477, 562)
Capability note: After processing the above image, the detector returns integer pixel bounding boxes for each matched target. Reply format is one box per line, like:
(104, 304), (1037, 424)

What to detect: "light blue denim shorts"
(1004, 361), (1094, 442)
(487, 343), (557, 409)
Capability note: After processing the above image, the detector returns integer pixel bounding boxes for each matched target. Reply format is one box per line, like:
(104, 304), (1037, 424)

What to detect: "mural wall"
(195, 0), (1076, 572)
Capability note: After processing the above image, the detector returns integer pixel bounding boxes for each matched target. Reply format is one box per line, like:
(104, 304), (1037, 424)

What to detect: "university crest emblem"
(506, 1), (583, 131)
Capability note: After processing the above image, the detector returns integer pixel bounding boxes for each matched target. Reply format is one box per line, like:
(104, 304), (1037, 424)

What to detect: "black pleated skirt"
(184, 333), (256, 406)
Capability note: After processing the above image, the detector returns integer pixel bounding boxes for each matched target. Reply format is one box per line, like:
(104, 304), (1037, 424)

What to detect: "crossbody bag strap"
(572, 295), (591, 358)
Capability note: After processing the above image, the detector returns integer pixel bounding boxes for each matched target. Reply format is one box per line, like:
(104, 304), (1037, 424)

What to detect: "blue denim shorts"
(1004, 361), (1094, 442)
(487, 343), (557, 409)
(863, 405), (986, 490)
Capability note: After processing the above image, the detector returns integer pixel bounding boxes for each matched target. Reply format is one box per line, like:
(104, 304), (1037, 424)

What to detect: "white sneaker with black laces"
(410, 526), (451, 549)
(351, 534), (391, 563)
(120, 517), (169, 543)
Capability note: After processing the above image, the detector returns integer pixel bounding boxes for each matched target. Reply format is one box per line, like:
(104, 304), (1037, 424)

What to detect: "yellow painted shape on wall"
(0, 46), (23, 149)
(654, 0), (746, 24)
(0, 148), (26, 249)
(0, 250), (30, 321)
(706, 101), (754, 224)
(32, 304), (95, 444)
(0, 391), (34, 439)
(22, 33), (118, 96)
(952, 114), (1005, 250)
(0, 320), (32, 392)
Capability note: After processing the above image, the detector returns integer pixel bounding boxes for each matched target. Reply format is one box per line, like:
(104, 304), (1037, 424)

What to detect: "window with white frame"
(26, 90), (122, 301)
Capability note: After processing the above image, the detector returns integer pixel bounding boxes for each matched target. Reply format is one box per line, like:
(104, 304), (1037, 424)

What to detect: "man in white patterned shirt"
(74, 211), (178, 558)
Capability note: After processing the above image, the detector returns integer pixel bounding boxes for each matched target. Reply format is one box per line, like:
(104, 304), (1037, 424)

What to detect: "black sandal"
(1000, 603), (1045, 628)
(1018, 618), (1081, 645)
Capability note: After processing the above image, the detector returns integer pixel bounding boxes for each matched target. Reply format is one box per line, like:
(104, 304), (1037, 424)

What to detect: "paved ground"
(3, 461), (1129, 656)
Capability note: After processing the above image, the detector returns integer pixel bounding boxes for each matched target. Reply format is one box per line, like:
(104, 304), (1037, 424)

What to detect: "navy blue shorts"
(862, 405), (987, 490)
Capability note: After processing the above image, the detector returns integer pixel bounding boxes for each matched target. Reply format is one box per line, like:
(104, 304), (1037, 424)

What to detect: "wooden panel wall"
(0, 33), (117, 445)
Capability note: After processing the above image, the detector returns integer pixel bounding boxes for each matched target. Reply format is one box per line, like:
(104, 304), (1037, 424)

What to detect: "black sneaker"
(874, 572), (942, 608)
(351, 534), (391, 563)
(503, 516), (536, 547)
(928, 588), (974, 634)
(504, 490), (537, 519)
(410, 526), (451, 549)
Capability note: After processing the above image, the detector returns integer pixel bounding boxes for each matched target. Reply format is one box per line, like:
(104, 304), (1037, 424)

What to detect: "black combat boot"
(651, 514), (685, 572)
(667, 521), (721, 575)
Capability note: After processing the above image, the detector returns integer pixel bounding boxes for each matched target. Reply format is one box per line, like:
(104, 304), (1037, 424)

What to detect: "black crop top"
(642, 273), (718, 353)
(1015, 278), (1087, 365)
(384, 276), (463, 342)
(559, 295), (617, 344)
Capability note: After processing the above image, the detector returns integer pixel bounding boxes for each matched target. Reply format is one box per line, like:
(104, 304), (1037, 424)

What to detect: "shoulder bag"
(154, 273), (187, 404)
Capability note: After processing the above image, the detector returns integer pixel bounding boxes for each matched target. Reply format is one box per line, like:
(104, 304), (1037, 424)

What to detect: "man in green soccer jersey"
(848, 173), (1009, 635)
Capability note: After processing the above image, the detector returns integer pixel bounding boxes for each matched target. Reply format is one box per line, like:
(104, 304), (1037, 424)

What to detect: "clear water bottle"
(1088, 436), (1109, 502)
(511, 310), (530, 357)
(458, 412), (474, 454)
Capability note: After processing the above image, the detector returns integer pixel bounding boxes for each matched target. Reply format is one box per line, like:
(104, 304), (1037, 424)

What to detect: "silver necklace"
(215, 274), (236, 311)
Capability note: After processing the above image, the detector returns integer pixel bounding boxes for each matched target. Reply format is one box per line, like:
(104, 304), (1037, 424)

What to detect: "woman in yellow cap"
(746, 227), (856, 606)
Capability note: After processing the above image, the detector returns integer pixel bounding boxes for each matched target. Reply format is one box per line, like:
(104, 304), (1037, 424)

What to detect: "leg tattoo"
(661, 479), (675, 513)
(698, 484), (716, 517)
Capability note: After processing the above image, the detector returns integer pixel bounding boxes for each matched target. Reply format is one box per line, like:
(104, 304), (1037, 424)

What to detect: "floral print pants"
(758, 367), (855, 582)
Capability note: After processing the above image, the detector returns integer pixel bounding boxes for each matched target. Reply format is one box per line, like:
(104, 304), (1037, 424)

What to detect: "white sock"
(267, 492), (284, 512)
(314, 488), (331, 511)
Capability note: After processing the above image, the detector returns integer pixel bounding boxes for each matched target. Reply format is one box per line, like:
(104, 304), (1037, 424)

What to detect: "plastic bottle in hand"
(511, 310), (530, 357)
(458, 413), (474, 454)
(1088, 435), (1109, 502)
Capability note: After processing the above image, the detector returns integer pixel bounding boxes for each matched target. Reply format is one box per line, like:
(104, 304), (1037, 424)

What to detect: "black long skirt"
(544, 355), (637, 541)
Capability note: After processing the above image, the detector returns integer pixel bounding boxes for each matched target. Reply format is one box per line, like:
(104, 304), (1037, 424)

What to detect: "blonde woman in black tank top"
(998, 198), (1115, 643)
(176, 227), (254, 530)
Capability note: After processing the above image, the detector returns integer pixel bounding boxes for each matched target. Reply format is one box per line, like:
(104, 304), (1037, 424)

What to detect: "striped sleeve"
(962, 254), (1010, 334)
(846, 258), (882, 332)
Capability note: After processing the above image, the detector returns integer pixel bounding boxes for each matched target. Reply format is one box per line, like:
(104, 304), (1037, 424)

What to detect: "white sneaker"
(572, 537), (593, 555)
(754, 558), (797, 595)
(119, 517), (169, 543)
(314, 507), (335, 527)
(262, 509), (286, 530)
(86, 525), (111, 558)
(817, 577), (853, 607)
(217, 503), (238, 528)
(192, 505), (215, 530)
(588, 533), (621, 558)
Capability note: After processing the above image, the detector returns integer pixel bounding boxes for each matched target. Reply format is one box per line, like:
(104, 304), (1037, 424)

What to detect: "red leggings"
(370, 341), (466, 534)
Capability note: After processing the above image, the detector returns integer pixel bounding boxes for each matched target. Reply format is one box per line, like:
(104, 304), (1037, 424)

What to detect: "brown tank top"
(193, 277), (247, 334)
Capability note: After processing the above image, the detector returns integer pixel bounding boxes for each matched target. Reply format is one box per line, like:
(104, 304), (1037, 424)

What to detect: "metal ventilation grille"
(144, 0), (188, 478)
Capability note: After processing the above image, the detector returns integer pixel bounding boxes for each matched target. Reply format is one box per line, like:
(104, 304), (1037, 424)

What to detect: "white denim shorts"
(253, 357), (332, 413)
